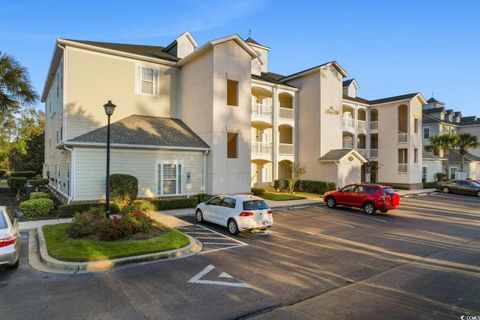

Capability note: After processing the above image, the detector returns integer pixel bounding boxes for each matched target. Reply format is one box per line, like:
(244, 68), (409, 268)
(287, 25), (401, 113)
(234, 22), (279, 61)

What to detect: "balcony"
(398, 132), (408, 143)
(252, 142), (272, 154)
(357, 148), (367, 157)
(342, 118), (355, 131)
(358, 120), (366, 132)
(370, 121), (378, 131)
(279, 107), (294, 120)
(370, 149), (378, 159)
(251, 103), (272, 123)
(279, 143), (293, 155)
(398, 164), (408, 173)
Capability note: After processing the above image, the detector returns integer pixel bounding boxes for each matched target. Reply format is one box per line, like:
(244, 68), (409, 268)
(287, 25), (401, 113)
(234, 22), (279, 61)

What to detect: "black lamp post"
(103, 100), (116, 218)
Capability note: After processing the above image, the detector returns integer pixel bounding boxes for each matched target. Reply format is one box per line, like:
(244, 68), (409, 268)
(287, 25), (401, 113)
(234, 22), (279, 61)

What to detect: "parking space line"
(202, 242), (241, 245)
(178, 224), (248, 254)
(195, 224), (249, 246)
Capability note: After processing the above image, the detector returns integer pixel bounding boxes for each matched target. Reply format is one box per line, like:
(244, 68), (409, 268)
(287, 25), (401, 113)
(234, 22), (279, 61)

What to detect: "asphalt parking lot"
(1, 192), (480, 320)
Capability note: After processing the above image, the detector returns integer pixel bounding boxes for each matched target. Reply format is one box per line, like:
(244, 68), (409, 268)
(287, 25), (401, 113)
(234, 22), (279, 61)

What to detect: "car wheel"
(195, 209), (203, 223)
(326, 197), (336, 208)
(380, 209), (388, 213)
(227, 219), (239, 235)
(477, 191), (480, 198)
(363, 202), (376, 215)
(442, 187), (450, 194)
(9, 259), (19, 270)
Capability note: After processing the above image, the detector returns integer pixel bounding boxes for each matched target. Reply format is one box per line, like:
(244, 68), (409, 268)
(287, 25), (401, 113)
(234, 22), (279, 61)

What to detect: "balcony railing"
(398, 164), (408, 173)
(279, 107), (294, 120)
(252, 103), (272, 118)
(279, 143), (293, 155)
(342, 118), (354, 130)
(370, 121), (378, 130)
(343, 143), (353, 149)
(252, 142), (272, 154)
(357, 148), (367, 157)
(358, 120), (366, 131)
(370, 149), (378, 158)
(398, 132), (408, 143)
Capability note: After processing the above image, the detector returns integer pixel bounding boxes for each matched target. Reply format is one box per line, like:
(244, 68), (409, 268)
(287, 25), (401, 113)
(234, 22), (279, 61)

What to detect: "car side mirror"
(13, 211), (23, 219)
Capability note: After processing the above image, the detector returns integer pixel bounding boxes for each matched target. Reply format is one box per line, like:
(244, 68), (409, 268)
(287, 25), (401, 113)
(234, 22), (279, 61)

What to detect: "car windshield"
(243, 200), (269, 211)
(0, 212), (8, 229)
(382, 187), (395, 196)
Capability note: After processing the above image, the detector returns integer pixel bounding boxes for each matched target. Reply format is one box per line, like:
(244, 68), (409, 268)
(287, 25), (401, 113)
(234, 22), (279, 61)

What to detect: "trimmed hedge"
(274, 179), (336, 194)
(152, 197), (198, 211)
(251, 187), (265, 195)
(58, 202), (120, 217)
(197, 193), (214, 203)
(124, 200), (155, 213)
(30, 178), (49, 186)
(0, 169), (7, 178)
(10, 171), (37, 178)
(30, 192), (50, 200)
(19, 198), (54, 219)
(423, 181), (437, 189)
(295, 180), (336, 194)
(7, 177), (27, 194)
(110, 174), (138, 209)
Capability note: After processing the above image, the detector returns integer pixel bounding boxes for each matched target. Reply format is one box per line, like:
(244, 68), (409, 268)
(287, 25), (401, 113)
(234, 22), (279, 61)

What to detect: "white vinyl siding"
(74, 148), (203, 201)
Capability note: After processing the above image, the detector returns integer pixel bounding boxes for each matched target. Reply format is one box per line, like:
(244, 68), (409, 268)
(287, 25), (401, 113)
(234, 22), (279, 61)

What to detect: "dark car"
(323, 184), (400, 215)
(437, 180), (480, 197)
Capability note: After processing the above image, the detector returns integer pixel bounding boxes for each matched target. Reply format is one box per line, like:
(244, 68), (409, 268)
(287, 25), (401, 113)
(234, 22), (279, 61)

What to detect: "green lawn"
(259, 193), (307, 201)
(42, 223), (190, 262)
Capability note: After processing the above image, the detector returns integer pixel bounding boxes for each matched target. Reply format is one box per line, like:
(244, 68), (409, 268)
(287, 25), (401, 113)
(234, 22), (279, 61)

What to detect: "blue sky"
(2, 0), (479, 114)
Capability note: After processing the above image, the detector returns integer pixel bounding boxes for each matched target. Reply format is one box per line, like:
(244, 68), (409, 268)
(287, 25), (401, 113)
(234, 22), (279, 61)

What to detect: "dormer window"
(136, 66), (159, 96)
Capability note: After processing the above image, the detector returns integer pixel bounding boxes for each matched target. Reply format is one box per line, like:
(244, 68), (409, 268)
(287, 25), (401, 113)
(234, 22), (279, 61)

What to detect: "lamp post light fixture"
(103, 100), (116, 218)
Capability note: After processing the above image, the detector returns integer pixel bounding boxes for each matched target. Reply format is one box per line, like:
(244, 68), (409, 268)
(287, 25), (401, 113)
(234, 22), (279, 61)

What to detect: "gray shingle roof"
(343, 95), (370, 104)
(245, 37), (268, 48)
(343, 79), (355, 87)
(427, 97), (444, 104)
(460, 116), (480, 125)
(449, 150), (480, 163)
(252, 72), (296, 87)
(65, 39), (180, 62)
(423, 107), (445, 114)
(369, 93), (419, 105)
(318, 149), (354, 161)
(68, 115), (209, 149)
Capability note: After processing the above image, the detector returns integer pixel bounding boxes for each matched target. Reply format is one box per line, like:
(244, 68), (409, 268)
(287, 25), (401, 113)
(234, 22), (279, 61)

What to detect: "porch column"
(272, 86), (279, 181)
(365, 108), (371, 182)
(353, 106), (358, 149)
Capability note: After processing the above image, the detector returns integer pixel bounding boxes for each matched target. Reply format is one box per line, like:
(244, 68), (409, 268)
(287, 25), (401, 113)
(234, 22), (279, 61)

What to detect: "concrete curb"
(400, 190), (438, 198)
(36, 226), (203, 273)
(271, 201), (324, 211)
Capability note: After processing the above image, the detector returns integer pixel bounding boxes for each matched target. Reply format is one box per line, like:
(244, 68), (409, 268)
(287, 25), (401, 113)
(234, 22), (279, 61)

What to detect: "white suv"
(195, 195), (273, 235)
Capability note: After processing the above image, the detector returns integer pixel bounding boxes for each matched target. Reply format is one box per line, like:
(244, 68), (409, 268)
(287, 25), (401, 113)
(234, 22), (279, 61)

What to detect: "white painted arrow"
(187, 264), (250, 288)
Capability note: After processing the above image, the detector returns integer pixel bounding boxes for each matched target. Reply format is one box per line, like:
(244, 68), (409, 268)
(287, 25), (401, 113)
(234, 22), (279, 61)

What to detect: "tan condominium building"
(42, 32), (425, 202)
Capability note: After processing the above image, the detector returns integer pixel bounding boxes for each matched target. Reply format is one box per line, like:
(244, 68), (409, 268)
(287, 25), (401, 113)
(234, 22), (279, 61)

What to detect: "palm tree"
(425, 132), (458, 177)
(0, 52), (38, 112)
(457, 133), (480, 172)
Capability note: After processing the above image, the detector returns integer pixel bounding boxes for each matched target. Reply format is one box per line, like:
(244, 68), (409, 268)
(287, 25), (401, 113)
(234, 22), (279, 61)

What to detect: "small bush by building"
(196, 193), (214, 203)
(435, 172), (447, 181)
(0, 169), (7, 178)
(19, 198), (54, 219)
(151, 197), (198, 211)
(110, 174), (138, 209)
(30, 178), (49, 187)
(58, 202), (120, 217)
(251, 187), (265, 195)
(7, 177), (27, 197)
(122, 200), (155, 214)
(10, 171), (37, 178)
(30, 192), (50, 200)
(67, 207), (106, 238)
(274, 179), (289, 192)
(295, 180), (336, 194)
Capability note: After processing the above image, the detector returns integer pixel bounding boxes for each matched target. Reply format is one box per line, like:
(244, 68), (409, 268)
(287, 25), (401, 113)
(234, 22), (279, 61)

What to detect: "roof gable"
(318, 149), (367, 163)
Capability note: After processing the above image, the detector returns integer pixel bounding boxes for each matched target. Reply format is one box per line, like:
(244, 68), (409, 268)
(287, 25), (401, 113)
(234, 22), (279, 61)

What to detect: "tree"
(286, 162), (306, 194)
(457, 133), (480, 172)
(425, 133), (458, 177)
(0, 52), (38, 112)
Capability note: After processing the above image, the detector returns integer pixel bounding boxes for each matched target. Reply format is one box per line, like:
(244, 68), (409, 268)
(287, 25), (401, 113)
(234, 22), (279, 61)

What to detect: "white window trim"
(155, 160), (184, 196)
(422, 166), (428, 181)
(449, 167), (458, 180)
(135, 63), (160, 96)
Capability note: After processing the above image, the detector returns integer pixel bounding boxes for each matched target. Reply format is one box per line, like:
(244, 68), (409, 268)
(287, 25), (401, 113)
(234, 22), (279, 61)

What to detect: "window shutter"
(136, 66), (141, 93)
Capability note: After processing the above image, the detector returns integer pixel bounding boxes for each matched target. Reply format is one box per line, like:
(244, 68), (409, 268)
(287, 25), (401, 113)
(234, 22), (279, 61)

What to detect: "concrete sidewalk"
(395, 188), (436, 196)
(19, 218), (72, 231)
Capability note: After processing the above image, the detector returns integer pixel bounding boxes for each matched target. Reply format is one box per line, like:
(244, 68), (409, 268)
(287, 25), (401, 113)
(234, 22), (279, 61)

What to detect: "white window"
(136, 66), (159, 95)
(450, 167), (458, 180)
(422, 166), (428, 181)
(156, 161), (183, 195)
(423, 127), (430, 140)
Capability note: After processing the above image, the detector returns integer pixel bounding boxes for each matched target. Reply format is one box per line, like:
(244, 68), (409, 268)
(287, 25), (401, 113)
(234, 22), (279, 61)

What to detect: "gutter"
(61, 145), (74, 204)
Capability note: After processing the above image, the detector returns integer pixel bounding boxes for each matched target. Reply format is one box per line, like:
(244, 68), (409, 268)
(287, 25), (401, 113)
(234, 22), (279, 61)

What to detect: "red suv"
(323, 184), (400, 215)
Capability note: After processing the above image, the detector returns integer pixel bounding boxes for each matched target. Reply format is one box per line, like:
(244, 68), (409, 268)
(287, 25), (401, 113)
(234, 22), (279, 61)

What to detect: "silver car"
(0, 206), (20, 269)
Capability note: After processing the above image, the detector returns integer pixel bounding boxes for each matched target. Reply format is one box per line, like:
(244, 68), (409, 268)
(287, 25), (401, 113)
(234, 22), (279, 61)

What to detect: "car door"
(336, 185), (356, 206)
(455, 181), (470, 195)
(217, 197), (237, 227)
(203, 196), (223, 223)
(350, 185), (368, 207)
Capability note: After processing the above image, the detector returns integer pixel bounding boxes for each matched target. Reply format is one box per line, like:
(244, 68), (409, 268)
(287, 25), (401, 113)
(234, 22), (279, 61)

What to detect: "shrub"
(10, 171), (37, 178)
(58, 203), (119, 217)
(122, 211), (154, 234)
(19, 198), (54, 219)
(30, 192), (50, 200)
(295, 180), (336, 195)
(197, 193), (214, 203)
(251, 187), (265, 195)
(435, 172), (446, 181)
(0, 169), (7, 178)
(152, 197), (198, 211)
(110, 174), (138, 209)
(123, 200), (155, 214)
(30, 178), (49, 186)
(423, 181), (437, 189)
(274, 179), (289, 192)
(67, 208), (106, 238)
(7, 177), (27, 197)
(98, 218), (132, 241)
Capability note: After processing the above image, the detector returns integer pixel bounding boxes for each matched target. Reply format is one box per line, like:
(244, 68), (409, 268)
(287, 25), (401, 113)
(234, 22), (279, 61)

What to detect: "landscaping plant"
(110, 174), (138, 210)
(7, 176), (26, 199)
(10, 171), (37, 178)
(67, 208), (106, 238)
(19, 198), (54, 219)
(30, 191), (50, 199)
(251, 187), (265, 195)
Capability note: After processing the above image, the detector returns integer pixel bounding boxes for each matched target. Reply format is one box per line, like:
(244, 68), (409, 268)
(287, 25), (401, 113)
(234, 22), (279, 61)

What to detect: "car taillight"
(267, 209), (272, 214)
(239, 211), (254, 217)
(0, 235), (17, 248)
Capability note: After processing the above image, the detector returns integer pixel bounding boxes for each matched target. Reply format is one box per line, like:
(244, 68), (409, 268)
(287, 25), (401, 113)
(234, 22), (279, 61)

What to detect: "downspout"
(202, 149), (210, 193)
(62, 145), (74, 203)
